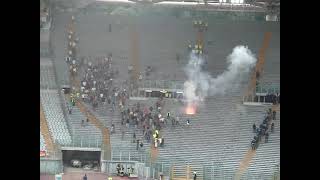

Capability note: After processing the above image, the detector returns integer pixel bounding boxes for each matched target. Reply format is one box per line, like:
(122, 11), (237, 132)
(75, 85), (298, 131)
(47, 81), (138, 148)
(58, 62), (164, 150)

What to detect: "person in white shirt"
(154, 138), (158, 148)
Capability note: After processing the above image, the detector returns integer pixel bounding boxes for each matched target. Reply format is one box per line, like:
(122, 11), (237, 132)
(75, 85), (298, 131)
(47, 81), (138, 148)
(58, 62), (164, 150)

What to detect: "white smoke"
(183, 46), (257, 105)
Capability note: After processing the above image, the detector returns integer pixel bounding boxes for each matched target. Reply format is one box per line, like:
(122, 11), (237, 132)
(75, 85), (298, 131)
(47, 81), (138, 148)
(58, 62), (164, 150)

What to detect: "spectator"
(83, 174), (87, 180)
(159, 137), (162, 147)
(253, 123), (256, 132)
(116, 164), (121, 175)
(187, 119), (190, 126)
(133, 132), (136, 143)
(81, 119), (85, 127)
(68, 106), (72, 114)
(154, 138), (158, 148)
(136, 139), (140, 150)
(193, 171), (197, 180)
(111, 124), (115, 134)
(273, 110), (276, 120)
(271, 123), (275, 133)
(265, 132), (269, 143)
(251, 139), (257, 150)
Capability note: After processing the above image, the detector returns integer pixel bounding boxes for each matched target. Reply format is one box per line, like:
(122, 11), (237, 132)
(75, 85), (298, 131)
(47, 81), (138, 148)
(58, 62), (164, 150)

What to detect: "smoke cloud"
(183, 45), (257, 106)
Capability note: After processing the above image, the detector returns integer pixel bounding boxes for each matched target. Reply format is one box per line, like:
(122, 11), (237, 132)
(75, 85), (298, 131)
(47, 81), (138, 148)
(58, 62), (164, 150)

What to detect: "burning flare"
(185, 104), (196, 115)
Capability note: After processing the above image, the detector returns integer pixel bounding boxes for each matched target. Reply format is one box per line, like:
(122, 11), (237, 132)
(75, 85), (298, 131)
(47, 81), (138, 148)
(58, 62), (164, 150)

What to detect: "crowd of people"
(116, 163), (135, 177)
(265, 92), (280, 104)
(119, 96), (173, 149)
(65, 16), (172, 152)
(251, 108), (276, 150)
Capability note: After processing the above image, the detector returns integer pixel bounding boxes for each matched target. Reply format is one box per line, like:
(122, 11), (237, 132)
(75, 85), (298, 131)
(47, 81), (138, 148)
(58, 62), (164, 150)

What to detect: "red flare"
(185, 104), (196, 115)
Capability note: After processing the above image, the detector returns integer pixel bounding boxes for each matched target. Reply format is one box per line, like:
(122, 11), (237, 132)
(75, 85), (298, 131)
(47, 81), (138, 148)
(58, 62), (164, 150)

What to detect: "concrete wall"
(40, 159), (63, 175)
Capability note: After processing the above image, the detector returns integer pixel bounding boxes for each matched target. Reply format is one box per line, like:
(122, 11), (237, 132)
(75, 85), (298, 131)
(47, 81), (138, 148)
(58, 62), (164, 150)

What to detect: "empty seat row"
(41, 90), (72, 146)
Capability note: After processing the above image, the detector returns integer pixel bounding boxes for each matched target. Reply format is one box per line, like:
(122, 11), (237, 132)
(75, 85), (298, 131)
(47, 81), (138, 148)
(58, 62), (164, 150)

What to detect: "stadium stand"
(41, 89), (72, 145)
(40, 64), (57, 89)
(62, 95), (103, 147)
(44, 6), (279, 179)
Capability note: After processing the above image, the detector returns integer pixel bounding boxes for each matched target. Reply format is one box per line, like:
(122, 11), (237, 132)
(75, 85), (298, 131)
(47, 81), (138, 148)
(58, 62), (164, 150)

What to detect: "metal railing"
(68, 134), (102, 148)
(138, 80), (185, 91)
(256, 83), (280, 94)
(108, 147), (280, 179)
(40, 150), (62, 160)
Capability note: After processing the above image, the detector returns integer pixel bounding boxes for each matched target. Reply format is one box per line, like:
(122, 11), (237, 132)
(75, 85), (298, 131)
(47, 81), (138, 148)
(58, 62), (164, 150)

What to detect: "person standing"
(193, 171), (197, 180)
(133, 132), (136, 143)
(121, 128), (125, 141)
(83, 174), (87, 180)
(136, 139), (140, 150)
(271, 123), (275, 133)
(273, 110), (276, 120)
(81, 119), (85, 127)
(265, 132), (269, 143)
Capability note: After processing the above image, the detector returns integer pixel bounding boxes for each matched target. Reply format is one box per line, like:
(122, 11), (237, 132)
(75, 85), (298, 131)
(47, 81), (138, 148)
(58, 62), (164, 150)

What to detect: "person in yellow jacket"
(108, 177), (112, 180)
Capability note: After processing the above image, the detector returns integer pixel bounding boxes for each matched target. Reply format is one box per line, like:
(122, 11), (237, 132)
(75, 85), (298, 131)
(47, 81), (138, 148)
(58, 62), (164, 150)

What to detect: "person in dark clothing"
(136, 139), (140, 150)
(81, 119), (85, 127)
(253, 123), (256, 132)
(140, 141), (143, 148)
(160, 137), (164, 147)
(271, 123), (275, 133)
(265, 132), (269, 143)
(68, 106), (72, 114)
(187, 119), (190, 126)
(251, 140), (256, 150)
(111, 124), (115, 134)
(193, 171), (197, 180)
(116, 164), (121, 175)
(133, 132), (136, 143)
(83, 174), (87, 180)
(273, 110), (276, 120)
(259, 124), (264, 130)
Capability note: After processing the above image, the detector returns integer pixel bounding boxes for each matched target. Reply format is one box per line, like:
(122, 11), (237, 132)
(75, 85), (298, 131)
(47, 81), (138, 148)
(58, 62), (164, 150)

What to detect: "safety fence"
(243, 83), (280, 103)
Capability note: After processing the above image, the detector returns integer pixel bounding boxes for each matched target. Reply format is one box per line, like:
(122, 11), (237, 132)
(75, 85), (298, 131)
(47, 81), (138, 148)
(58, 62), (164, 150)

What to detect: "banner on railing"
(40, 150), (46, 157)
